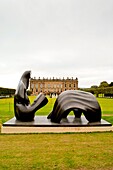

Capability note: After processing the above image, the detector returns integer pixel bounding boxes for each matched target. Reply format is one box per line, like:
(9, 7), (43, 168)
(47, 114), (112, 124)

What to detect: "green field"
(0, 132), (113, 170)
(0, 96), (113, 124)
(0, 97), (113, 170)
(0, 96), (56, 124)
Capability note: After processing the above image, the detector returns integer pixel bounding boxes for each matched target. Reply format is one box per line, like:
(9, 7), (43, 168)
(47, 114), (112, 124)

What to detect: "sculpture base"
(2, 116), (112, 133)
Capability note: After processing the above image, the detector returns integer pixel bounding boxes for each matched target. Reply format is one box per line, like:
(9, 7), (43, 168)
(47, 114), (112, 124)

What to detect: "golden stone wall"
(30, 77), (78, 95)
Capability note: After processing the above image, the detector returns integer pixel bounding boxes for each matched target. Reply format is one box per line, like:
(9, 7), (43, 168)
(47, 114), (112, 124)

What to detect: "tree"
(91, 85), (98, 88)
(27, 90), (32, 96)
(99, 81), (109, 88)
(0, 87), (15, 97)
(109, 82), (113, 87)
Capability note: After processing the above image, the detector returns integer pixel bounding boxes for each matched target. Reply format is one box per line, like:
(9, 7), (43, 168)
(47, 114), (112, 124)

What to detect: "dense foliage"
(81, 81), (113, 97)
(0, 87), (15, 97)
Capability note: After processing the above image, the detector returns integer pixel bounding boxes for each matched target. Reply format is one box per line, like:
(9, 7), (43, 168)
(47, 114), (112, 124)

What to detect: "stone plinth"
(1, 116), (112, 133)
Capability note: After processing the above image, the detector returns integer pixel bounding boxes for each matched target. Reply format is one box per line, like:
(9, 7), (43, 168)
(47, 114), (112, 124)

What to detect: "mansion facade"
(30, 77), (78, 96)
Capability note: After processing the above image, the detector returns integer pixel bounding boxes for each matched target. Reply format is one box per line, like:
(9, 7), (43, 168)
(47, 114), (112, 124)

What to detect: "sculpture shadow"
(14, 71), (48, 121)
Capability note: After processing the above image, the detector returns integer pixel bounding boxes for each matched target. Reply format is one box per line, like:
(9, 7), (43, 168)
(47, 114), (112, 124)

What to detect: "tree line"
(81, 81), (113, 97)
(0, 87), (31, 98)
(0, 81), (113, 98)
(0, 87), (16, 98)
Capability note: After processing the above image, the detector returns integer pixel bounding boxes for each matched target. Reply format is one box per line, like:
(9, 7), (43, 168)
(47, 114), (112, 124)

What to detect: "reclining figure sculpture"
(14, 71), (48, 121)
(47, 90), (101, 123)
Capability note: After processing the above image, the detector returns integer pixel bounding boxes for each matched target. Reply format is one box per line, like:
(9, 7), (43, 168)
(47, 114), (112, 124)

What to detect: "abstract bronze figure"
(14, 71), (48, 121)
(47, 90), (101, 123)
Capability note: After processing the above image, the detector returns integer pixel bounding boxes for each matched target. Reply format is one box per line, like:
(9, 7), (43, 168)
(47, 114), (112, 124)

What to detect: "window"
(40, 84), (43, 88)
(36, 84), (38, 88)
(48, 84), (50, 88)
(31, 83), (34, 89)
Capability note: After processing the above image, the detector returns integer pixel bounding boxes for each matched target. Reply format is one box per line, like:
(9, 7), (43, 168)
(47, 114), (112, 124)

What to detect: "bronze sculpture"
(47, 90), (101, 123)
(14, 70), (101, 124)
(14, 71), (48, 121)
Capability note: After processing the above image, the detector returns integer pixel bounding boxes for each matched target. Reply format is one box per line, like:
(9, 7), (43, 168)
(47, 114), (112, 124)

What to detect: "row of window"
(32, 88), (77, 93)
(31, 83), (76, 89)
(33, 89), (62, 93)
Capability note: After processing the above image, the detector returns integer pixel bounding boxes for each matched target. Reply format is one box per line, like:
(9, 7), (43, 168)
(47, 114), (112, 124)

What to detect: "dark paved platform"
(3, 116), (112, 127)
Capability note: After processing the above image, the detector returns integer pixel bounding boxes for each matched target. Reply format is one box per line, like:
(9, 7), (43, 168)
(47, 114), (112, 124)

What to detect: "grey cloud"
(0, 0), (113, 88)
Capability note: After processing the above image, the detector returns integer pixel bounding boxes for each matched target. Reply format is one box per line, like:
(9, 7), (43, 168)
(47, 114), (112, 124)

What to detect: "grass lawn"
(0, 96), (113, 124)
(0, 132), (113, 170)
(0, 96), (113, 170)
(97, 98), (113, 115)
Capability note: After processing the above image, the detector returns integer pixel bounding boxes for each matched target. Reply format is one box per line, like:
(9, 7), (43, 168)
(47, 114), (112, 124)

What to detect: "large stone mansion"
(30, 77), (78, 96)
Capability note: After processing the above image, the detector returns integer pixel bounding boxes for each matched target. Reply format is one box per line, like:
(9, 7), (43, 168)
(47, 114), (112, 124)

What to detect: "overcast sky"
(0, 0), (113, 89)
